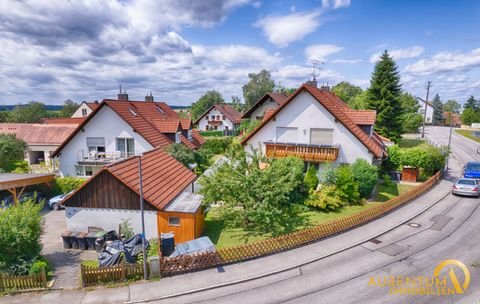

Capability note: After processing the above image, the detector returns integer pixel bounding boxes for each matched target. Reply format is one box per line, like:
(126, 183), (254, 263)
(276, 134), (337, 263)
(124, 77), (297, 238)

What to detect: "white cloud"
(332, 58), (362, 64)
(321, 0), (351, 9)
(254, 10), (321, 48)
(404, 48), (480, 75)
(369, 46), (424, 63)
(305, 44), (344, 61)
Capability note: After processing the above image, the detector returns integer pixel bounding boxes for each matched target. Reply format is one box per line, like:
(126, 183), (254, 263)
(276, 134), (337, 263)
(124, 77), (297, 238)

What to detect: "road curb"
(125, 185), (452, 304)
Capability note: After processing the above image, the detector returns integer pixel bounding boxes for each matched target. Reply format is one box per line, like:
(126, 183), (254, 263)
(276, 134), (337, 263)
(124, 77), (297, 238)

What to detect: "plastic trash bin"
(86, 232), (99, 251)
(95, 237), (105, 253)
(61, 231), (73, 249)
(71, 232), (80, 249)
(161, 233), (175, 256)
(77, 232), (88, 250)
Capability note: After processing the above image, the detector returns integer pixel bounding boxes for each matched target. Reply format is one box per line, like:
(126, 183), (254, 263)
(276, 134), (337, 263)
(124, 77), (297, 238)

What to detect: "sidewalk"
(1, 169), (455, 304)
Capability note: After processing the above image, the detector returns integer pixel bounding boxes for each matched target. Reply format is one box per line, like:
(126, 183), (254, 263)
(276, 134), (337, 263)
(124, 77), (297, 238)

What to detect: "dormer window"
(82, 108), (87, 116)
(175, 132), (181, 143)
(129, 108), (137, 116)
(222, 116), (225, 120)
(188, 129), (192, 140)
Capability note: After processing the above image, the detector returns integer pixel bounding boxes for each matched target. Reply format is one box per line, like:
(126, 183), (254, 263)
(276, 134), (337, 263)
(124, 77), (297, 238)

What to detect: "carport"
(0, 173), (55, 204)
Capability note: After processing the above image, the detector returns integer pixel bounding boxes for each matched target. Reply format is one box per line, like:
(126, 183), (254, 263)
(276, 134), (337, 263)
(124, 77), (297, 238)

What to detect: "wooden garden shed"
(62, 148), (204, 243)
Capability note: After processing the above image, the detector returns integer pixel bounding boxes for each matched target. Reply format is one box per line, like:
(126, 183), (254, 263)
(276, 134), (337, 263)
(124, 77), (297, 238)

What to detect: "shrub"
(318, 164), (336, 185)
(400, 145), (445, 176)
(119, 219), (134, 239)
(304, 166), (319, 190)
(382, 173), (393, 187)
(52, 177), (85, 196)
(334, 165), (360, 204)
(11, 160), (29, 173)
(351, 159), (378, 198)
(202, 137), (233, 155)
(167, 143), (195, 167)
(305, 185), (344, 211)
(28, 259), (48, 276)
(199, 130), (223, 137)
(0, 200), (43, 274)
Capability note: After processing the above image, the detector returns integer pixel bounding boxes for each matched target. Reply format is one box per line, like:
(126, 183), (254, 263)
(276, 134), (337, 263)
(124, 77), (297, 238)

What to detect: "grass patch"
(204, 202), (383, 248)
(456, 129), (480, 143)
(398, 138), (425, 148)
(374, 183), (417, 202)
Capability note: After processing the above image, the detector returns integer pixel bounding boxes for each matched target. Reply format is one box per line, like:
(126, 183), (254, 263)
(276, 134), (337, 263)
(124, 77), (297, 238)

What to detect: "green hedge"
(200, 131), (224, 137)
(202, 137), (233, 155)
(51, 177), (85, 196)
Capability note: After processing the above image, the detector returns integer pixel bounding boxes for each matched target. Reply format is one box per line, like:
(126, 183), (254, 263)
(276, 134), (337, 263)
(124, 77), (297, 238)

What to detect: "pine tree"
(432, 94), (444, 125)
(365, 50), (404, 142)
(464, 95), (479, 111)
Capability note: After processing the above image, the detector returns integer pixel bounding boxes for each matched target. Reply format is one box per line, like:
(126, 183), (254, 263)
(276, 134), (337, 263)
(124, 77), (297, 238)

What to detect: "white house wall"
(249, 97), (280, 120)
(71, 103), (93, 118)
(418, 101), (434, 124)
(65, 207), (158, 239)
(197, 108), (234, 131)
(59, 105), (153, 177)
(244, 91), (373, 165)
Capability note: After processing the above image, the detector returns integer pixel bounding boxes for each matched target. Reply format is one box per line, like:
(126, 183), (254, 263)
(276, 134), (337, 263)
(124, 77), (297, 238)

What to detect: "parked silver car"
(452, 178), (480, 197)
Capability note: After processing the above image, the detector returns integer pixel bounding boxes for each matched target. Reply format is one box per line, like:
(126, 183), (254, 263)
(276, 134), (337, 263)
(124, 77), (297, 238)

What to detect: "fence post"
(80, 264), (86, 288)
(0, 272), (4, 291)
(41, 268), (47, 288)
(121, 264), (127, 281)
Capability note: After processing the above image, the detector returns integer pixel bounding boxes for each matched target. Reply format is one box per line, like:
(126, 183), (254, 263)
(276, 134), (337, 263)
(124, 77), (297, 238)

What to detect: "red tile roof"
(0, 123), (77, 145)
(241, 84), (386, 158)
(344, 109), (376, 125)
(86, 102), (101, 111)
(263, 108), (276, 122)
(51, 100), (204, 157)
(241, 92), (289, 119)
(105, 148), (197, 210)
(41, 117), (85, 124)
(180, 118), (192, 129)
(194, 104), (243, 125)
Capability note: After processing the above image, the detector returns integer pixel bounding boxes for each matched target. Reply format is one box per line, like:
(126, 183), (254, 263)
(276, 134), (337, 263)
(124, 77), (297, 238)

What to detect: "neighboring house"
(0, 123), (77, 167)
(442, 111), (462, 127)
(51, 93), (205, 178)
(241, 83), (387, 166)
(61, 148), (204, 243)
(42, 117), (86, 125)
(71, 101), (101, 118)
(195, 104), (242, 133)
(418, 99), (434, 124)
(241, 92), (289, 121)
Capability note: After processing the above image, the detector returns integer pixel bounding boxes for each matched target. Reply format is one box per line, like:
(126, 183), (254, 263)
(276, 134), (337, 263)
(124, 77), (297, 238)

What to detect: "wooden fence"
(160, 170), (442, 275)
(80, 263), (148, 287)
(0, 269), (47, 291)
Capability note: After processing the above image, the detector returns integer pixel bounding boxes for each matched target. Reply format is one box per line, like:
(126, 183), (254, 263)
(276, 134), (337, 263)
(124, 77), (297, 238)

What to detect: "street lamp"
(138, 155), (148, 280)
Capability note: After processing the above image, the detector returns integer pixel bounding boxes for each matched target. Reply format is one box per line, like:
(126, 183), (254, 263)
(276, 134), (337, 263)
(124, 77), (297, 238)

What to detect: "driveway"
(40, 207), (97, 289)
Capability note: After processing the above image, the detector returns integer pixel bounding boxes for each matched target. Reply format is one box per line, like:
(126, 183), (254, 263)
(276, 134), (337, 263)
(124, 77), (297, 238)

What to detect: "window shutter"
(86, 137), (105, 147)
(276, 127), (298, 143)
(310, 128), (334, 145)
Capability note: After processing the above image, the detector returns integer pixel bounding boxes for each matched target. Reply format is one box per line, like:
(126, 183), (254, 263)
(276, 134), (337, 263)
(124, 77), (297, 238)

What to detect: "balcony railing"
(77, 150), (135, 164)
(264, 141), (340, 162)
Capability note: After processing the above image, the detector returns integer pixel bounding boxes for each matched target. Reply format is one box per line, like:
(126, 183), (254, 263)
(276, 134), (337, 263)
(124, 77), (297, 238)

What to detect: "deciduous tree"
(0, 134), (27, 172)
(242, 69), (275, 109)
(8, 101), (47, 123)
(190, 90), (224, 121)
(59, 99), (79, 118)
(332, 81), (363, 107)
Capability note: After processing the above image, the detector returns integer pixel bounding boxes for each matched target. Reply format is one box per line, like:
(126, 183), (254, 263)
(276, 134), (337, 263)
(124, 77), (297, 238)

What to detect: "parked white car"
(48, 191), (74, 210)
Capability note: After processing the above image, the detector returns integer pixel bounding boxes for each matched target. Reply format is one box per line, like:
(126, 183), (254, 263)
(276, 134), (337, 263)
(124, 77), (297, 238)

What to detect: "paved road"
(3, 127), (479, 304)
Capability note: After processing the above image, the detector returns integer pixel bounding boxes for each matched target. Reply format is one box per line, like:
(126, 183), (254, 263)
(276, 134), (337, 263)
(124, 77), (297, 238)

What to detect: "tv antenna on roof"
(309, 59), (324, 81)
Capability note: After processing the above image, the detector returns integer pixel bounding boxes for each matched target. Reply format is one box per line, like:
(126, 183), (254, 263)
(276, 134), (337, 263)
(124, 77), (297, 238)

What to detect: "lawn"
(455, 129), (480, 144)
(204, 202), (384, 248)
(398, 138), (425, 148)
(374, 183), (417, 202)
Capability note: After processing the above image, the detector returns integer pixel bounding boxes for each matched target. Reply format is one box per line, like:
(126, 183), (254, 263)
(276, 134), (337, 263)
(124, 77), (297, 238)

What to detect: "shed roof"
(164, 192), (203, 213)
(0, 173), (55, 191)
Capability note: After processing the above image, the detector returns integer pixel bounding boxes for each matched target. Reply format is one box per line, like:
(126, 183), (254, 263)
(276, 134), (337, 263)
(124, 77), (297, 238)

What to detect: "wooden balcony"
(265, 142), (339, 162)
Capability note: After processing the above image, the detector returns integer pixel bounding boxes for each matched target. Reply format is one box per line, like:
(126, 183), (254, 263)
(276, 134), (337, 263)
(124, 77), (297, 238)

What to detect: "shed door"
(276, 127), (297, 143)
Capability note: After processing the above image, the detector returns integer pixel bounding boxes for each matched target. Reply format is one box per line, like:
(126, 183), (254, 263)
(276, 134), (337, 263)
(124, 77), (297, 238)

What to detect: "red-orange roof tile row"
(344, 109), (377, 125)
(241, 84), (386, 158)
(0, 123), (77, 145)
(106, 148), (197, 210)
(41, 117), (86, 124)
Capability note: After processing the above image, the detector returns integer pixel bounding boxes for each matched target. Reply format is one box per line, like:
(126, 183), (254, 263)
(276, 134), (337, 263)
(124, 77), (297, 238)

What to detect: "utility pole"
(421, 81), (431, 138)
(446, 111), (454, 172)
(138, 156), (148, 280)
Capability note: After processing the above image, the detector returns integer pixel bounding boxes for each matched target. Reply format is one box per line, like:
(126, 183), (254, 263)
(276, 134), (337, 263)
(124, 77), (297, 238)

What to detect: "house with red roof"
(71, 100), (101, 118)
(241, 83), (388, 166)
(241, 92), (289, 121)
(194, 104), (242, 134)
(61, 148), (204, 242)
(52, 92), (205, 178)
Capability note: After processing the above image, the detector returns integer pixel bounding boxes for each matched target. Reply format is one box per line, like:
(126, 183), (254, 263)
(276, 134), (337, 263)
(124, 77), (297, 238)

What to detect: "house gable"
(244, 90), (374, 164)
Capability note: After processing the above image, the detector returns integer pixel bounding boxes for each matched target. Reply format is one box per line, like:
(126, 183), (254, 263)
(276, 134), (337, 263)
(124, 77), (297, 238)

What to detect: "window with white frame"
(175, 132), (181, 143)
(275, 127), (298, 143)
(188, 129), (193, 140)
(75, 165), (102, 177)
(310, 128), (334, 145)
(86, 137), (105, 158)
(116, 138), (135, 158)
(82, 108), (88, 116)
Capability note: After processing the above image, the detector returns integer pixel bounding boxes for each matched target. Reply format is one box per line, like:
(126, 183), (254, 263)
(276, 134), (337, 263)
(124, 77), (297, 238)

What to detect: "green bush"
(200, 130), (223, 137)
(305, 185), (344, 211)
(351, 159), (378, 198)
(11, 160), (29, 173)
(28, 259), (48, 276)
(193, 149), (212, 174)
(0, 200), (43, 274)
(334, 165), (360, 204)
(382, 173), (393, 187)
(119, 219), (134, 239)
(318, 164), (336, 185)
(400, 145), (445, 176)
(304, 166), (319, 190)
(202, 137), (233, 155)
(52, 177), (85, 196)
(167, 143), (195, 167)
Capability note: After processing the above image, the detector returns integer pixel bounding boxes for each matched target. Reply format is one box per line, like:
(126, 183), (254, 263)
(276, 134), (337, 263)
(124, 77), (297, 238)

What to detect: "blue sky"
(1, 0), (479, 106)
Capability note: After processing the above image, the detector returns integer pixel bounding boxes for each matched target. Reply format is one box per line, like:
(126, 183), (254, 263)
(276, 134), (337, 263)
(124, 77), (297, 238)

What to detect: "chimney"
(320, 85), (330, 91)
(145, 92), (154, 102)
(305, 79), (318, 88)
(94, 100), (99, 104)
(117, 85), (128, 101)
